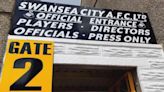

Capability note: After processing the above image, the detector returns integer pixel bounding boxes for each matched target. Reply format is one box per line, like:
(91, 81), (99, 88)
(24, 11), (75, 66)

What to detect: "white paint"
(40, 0), (81, 6)
(8, 35), (163, 48)
(8, 35), (164, 92)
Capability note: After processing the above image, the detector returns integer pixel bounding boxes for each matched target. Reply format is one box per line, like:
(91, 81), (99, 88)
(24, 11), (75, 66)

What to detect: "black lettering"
(9, 42), (19, 53)
(20, 43), (31, 54)
(10, 58), (43, 91)
(43, 44), (51, 55)
(34, 43), (42, 54)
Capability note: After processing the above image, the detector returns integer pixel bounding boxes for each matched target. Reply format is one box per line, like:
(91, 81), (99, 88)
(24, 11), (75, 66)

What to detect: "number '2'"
(10, 58), (43, 91)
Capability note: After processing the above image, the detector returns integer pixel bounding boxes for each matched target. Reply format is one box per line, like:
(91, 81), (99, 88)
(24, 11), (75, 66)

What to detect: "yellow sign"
(0, 39), (54, 92)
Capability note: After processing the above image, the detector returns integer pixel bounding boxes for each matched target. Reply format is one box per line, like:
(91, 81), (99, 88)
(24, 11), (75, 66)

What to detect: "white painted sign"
(10, 0), (156, 44)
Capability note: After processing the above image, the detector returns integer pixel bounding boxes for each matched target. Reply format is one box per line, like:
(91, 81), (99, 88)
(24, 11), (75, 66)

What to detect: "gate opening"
(53, 64), (139, 92)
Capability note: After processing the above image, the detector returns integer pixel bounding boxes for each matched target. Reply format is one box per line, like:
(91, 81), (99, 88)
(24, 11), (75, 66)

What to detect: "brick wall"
(0, 0), (164, 63)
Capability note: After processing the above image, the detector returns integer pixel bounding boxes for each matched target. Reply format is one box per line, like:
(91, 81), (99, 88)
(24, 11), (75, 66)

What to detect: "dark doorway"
(53, 64), (138, 92)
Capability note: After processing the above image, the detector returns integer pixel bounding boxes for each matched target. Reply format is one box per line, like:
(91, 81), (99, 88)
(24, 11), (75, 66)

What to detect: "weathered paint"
(9, 35), (164, 92)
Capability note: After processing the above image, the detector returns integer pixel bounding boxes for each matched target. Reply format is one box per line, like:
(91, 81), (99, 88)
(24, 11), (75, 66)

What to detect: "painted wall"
(8, 35), (164, 92)
(1, 0), (164, 62)
(0, 0), (164, 92)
